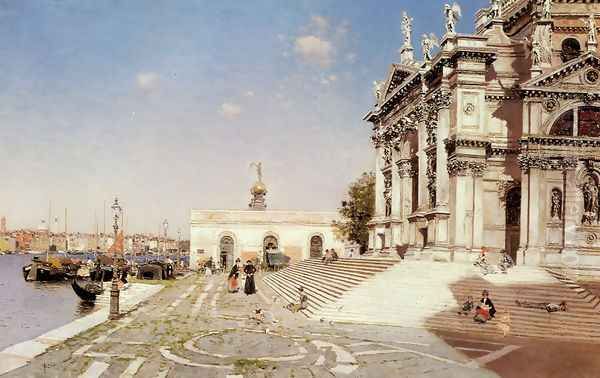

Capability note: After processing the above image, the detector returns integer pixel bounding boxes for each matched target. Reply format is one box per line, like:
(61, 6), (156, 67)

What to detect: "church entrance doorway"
(310, 235), (323, 258)
(219, 236), (234, 271)
(505, 187), (521, 263)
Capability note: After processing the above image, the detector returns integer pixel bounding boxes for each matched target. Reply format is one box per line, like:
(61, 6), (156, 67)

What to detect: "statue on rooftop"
(401, 11), (413, 47)
(250, 162), (263, 183)
(444, 2), (462, 35)
(373, 80), (383, 102)
(541, 0), (552, 20)
(489, 0), (501, 20)
(586, 14), (597, 46)
(421, 33), (439, 62)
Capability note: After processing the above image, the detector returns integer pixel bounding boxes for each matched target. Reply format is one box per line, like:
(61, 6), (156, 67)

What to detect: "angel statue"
(541, 0), (552, 20)
(587, 14), (597, 45)
(250, 162), (263, 183)
(489, 0), (501, 20)
(421, 33), (439, 62)
(373, 80), (383, 102)
(401, 11), (414, 47)
(444, 3), (462, 35)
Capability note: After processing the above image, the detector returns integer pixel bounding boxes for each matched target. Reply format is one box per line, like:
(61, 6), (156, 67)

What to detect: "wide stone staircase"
(262, 257), (399, 317)
(266, 259), (600, 342)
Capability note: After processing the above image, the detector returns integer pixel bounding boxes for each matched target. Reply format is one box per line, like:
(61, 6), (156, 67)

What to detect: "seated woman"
(286, 286), (308, 313)
(474, 289), (496, 323)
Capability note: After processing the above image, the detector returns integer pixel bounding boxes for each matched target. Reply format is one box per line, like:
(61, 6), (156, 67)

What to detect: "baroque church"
(364, 0), (600, 268)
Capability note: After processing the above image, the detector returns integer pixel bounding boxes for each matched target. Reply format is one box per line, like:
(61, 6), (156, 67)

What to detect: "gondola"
(71, 278), (104, 301)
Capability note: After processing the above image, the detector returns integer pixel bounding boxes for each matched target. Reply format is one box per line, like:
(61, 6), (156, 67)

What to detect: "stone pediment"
(520, 53), (600, 94)
(381, 64), (419, 101)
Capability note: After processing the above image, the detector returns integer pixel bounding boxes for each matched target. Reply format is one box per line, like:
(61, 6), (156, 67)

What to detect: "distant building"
(190, 169), (343, 270)
(0, 216), (6, 234)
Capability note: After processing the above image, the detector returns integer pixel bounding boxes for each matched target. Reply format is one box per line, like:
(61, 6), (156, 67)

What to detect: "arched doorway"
(219, 236), (234, 270)
(505, 187), (521, 263)
(263, 235), (279, 269)
(309, 235), (323, 258)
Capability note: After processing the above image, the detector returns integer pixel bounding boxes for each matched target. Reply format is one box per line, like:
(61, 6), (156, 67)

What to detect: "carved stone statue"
(526, 25), (551, 66)
(551, 188), (562, 220)
(421, 33), (439, 62)
(373, 80), (383, 102)
(542, 0), (552, 20)
(531, 40), (543, 66)
(489, 0), (501, 20)
(582, 176), (599, 225)
(383, 174), (392, 217)
(401, 11), (413, 47)
(444, 3), (462, 35)
(587, 14), (597, 45)
(250, 161), (263, 183)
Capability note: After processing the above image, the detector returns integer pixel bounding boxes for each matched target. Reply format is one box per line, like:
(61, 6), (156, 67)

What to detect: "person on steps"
(515, 300), (567, 312)
(227, 258), (241, 293)
(243, 260), (257, 295)
(286, 286), (309, 313)
(474, 290), (496, 323)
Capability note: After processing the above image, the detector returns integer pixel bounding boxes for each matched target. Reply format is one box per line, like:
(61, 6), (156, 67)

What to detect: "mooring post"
(109, 272), (120, 320)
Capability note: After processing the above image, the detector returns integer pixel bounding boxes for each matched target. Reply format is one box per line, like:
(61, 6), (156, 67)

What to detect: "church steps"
(263, 274), (330, 309)
(301, 260), (393, 276)
(304, 257), (398, 269)
(270, 269), (355, 296)
(276, 263), (369, 285)
(267, 270), (347, 301)
(292, 262), (379, 280)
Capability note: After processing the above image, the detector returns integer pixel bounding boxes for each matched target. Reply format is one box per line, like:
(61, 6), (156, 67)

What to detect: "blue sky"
(0, 0), (487, 236)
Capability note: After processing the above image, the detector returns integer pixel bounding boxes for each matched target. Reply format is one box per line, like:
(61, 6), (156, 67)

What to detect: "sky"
(0, 0), (487, 237)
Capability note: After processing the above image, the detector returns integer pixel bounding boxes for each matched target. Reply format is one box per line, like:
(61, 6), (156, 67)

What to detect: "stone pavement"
(4, 272), (600, 378)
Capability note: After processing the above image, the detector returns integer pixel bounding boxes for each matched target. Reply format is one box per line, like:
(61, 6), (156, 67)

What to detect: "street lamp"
(177, 228), (181, 268)
(162, 219), (168, 261)
(109, 197), (122, 320)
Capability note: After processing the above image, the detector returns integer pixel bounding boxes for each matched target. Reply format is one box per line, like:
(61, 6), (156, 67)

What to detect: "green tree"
(333, 172), (375, 253)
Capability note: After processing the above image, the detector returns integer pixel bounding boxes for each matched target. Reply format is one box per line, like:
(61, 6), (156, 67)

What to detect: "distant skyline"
(0, 1), (486, 237)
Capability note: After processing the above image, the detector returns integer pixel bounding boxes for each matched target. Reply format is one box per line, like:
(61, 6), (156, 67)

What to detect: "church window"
(549, 106), (600, 137)
(560, 38), (582, 63)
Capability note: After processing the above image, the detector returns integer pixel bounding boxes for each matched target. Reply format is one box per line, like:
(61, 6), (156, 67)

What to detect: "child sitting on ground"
(286, 287), (309, 313)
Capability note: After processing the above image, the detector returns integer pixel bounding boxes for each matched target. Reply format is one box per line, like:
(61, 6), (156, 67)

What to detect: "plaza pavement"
(4, 272), (600, 378)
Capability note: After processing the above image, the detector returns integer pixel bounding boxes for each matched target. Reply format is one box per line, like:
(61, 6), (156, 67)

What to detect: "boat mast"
(64, 208), (68, 251)
(47, 200), (51, 260)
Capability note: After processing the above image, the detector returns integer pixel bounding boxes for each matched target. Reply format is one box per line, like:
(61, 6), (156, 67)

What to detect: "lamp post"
(162, 219), (168, 260)
(109, 197), (122, 320)
(177, 228), (181, 268)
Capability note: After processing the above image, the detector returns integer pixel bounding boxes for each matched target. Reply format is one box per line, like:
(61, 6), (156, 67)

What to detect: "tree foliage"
(333, 172), (375, 253)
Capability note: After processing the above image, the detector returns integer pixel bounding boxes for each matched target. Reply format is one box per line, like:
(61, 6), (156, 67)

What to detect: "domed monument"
(249, 162), (267, 210)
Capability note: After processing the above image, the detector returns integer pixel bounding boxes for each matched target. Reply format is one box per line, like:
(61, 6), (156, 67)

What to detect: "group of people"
(322, 249), (339, 265)
(474, 250), (514, 275)
(227, 258), (257, 295)
(458, 290), (497, 323)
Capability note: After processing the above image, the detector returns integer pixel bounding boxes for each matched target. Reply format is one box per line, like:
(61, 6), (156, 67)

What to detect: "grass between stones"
(233, 358), (270, 375)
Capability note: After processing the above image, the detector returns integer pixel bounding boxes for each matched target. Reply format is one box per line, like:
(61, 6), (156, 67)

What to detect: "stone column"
(398, 159), (416, 245)
(374, 146), (385, 217)
(436, 101), (451, 208)
(472, 172), (485, 251)
(523, 168), (545, 265)
(562, 165), (579, 256)
(450, 173), (472, 255)
(417, 124), (428, 208)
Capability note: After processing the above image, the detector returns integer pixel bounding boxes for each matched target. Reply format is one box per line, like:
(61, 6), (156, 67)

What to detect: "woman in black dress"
(243, 260), (257, 295)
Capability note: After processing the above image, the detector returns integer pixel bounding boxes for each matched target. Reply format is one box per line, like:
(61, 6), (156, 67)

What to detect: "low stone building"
(190, 166), (342, 270)
(364, 1), (600, 268)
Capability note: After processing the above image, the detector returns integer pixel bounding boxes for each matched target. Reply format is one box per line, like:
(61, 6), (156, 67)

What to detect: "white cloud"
(328, 74), (337, 82)
(219, 102), (242, 120)
(345, 52), (357, 63)
(294, 35), (333, 68)
(244, 90), (255, 97)
(136, 72), (159, 91)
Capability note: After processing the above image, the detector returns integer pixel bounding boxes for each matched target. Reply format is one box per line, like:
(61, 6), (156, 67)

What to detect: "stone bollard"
(109, 273), (120, 320)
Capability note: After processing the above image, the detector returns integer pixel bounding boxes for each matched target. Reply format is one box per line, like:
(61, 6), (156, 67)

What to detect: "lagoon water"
(0, 254), (95, 350)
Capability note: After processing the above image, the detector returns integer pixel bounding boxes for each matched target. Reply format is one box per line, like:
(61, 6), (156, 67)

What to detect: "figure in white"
(587, 14), (597, 45)
(401, 11), (414, 47)
(541, 0), (552, 20)
(421, 33), (439, 62)
(444, 3), (462, 35)
(489, 0), (501, 20)
(373, 80), (383, 102)
(531, 40), (543, 66)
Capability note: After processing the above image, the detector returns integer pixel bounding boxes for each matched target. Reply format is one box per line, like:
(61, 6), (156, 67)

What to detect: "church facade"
(364, 0), (600, 268)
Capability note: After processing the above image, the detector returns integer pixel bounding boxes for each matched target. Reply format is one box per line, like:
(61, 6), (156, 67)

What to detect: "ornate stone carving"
(541, 0), (552, 20)
(383, 173), (392, 217)
(488, 0), (501, 20)
(373, 80), (384, 103)
(586, 14), (598, 47)
(518, 155), (579, 171)
(382, 146), (392, 166)
(542, 97), (559, 112)
(432, 90), (452, 110)
(426, 153), (437, 208)
(581, 174), (599, 225)
(447, 159), (487, 176)
(397, 159), (418, 177)
(463, 102), (475, 115)
(401, 11), (414, 48)
(584, 69), (600, 84)
(551, 188), (563, 220)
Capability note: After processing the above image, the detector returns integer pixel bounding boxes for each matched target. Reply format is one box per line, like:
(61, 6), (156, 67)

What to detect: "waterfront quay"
(3, 272), (600, 378)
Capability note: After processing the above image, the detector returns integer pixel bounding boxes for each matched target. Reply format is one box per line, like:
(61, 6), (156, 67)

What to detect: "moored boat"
(71, 278), (104, 301)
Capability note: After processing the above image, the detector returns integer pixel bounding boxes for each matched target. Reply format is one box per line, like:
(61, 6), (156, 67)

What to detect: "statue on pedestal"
(586, 14), (597, 46)
(444, 3), (462, 35)
(421, 33), (439, 62)
(373, 80), (383, 103)
(489, 0), (501, 20)
(401, 11), (413, 47)
(541, 0), (552, 20)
